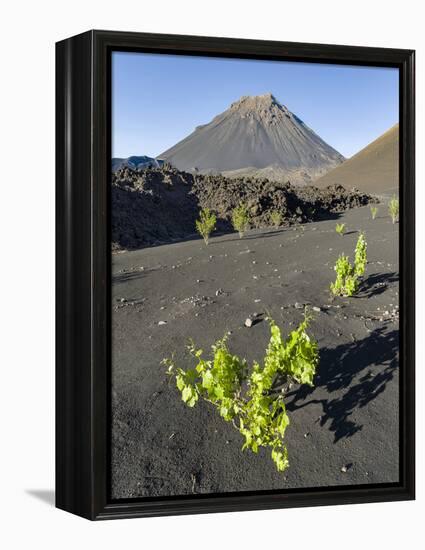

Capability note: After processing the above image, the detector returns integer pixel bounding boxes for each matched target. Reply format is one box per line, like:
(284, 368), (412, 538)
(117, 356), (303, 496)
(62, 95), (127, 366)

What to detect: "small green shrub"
(354, 232), (367, 277)
(270, 210), (283, 228)
(195, 208), (216, 245)
(330, 254), (358, 296)
(370, 205), (378, 220)
(164, 314), (318, 472)
(335, 223), (345, 236)
(232, 203), (250, 238)
(330, 234), (367, 297)
(388, 196), (399, 224)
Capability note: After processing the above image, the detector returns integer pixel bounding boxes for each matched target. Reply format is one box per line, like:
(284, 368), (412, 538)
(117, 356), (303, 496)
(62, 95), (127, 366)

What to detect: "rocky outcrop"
(112, 165), (374, 250)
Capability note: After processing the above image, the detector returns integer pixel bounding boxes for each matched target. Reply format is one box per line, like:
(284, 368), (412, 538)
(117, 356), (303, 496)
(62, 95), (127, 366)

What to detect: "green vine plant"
(270, 210), (283, 229)
(232, 203), (250, 238)
(354, 232), (367, 277)
(163, 314), (319, 473)
(330, 233), (367, 297)
(330, 254), (358, 297)
(195, 208), (216, 245)
(388, 196), (399, 224)
(335, 222), (345, 236)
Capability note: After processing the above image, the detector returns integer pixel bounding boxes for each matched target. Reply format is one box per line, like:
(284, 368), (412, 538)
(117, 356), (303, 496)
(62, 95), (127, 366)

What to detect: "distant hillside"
(112, 155), (164, 172)
(159, 93), (344, 185)
(222, 165), (316, 186)
(314, 124), (399, 195)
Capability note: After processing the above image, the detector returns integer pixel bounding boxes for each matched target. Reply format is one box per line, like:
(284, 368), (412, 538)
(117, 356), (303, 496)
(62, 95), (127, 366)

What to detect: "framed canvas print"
(56, 30), (415, 520)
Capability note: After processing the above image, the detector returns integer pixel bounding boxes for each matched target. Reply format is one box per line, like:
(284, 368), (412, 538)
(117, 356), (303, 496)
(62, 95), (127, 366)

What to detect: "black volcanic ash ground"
(111, 204), (399, 499)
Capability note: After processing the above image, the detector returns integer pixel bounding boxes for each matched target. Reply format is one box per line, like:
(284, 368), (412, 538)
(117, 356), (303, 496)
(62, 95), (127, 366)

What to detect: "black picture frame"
(56, 29), (415, 520)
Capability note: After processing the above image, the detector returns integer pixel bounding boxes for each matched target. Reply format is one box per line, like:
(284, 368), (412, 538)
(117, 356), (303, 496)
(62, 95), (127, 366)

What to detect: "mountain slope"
(314, 124), (399, 194)
(159, 93), (344, 184)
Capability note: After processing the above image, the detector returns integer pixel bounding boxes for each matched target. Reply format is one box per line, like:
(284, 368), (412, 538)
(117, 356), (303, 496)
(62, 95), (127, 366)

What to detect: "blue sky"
(112, 52), (399, 159)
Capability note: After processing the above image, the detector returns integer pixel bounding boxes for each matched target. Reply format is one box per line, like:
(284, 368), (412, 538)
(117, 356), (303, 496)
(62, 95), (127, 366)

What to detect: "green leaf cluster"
(164, 315), (318, 472)
(370, 205), (378, 220)
(330, 233), (367, 297)
(388, 196), (399, 224)
(330, 254), (358, 297)
(354, 232), (367, 277)
(195, 208), (216, 245)
(232, 203), (250, 238)
(270, 210), (283, 228)
(335, 222), (345, 236)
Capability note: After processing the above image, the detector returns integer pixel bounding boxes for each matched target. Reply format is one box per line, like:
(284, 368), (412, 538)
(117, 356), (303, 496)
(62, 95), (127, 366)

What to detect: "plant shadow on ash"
(222, 228), (288, 243)
(113, 270), (146, 285)
(285, 324), (398, 443)
(356, 271), (399, 298)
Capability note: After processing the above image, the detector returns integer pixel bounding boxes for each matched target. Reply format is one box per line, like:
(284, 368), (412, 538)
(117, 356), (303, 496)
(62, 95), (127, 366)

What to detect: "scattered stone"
(119, 298), (126, 303)
(294, 302), (304, 309)
(254, 299), (261, 303)
(158, 321), (167, 325)
(312, 306), (321, 313)
(181, 294), (213, 308)
(215, 289), (224, 296)
(245, 318), (253, 328)
(304, 432), (310, 438)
